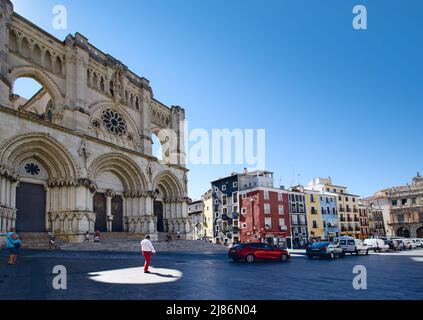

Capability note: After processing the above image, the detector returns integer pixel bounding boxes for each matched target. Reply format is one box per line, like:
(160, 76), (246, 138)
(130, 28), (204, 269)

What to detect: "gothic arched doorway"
(416, 226), (423, 239)
(396, 227), (410, 238)
(154, 201), (164, 232)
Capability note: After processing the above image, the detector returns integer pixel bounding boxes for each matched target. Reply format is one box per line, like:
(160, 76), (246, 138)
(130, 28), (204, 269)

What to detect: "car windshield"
(311, 242), (331, 248)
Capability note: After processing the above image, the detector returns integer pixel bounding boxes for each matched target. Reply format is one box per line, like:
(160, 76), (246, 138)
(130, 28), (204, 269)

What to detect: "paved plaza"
(0, 247), (422, 300)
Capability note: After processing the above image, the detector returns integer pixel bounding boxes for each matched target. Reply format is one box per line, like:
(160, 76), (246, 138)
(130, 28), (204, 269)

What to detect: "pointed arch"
(88, 153), (147, 194)
(153, 170), (184, 199)
(10, 65), (64, 107)
(0, 133), (79, 183)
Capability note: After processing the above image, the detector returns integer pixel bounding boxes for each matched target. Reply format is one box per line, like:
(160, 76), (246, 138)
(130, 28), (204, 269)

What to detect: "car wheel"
(355, 250), (359, 255)
(366, 250), (369, 255)
(280, 254), (289, 262)
(245, 254), (255, 263)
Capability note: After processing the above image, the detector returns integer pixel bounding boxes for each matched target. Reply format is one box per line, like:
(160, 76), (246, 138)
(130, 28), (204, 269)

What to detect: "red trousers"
(142, 251), (152, 272)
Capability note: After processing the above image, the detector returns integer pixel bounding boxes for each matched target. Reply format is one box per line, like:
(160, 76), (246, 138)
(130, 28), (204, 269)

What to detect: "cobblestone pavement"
(0, 248), (422, 300)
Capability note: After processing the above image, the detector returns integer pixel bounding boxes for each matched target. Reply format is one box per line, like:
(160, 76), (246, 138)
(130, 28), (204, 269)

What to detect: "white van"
(337, 236), (369, 255)
(364, 238), (390, 252)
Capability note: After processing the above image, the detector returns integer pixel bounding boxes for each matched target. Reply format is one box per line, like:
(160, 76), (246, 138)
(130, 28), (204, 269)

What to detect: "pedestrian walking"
(141, 235), (156, 273)
(84, 231), (90, 243)
(48, 233), (58, 250)
(6, 228), (21, 265)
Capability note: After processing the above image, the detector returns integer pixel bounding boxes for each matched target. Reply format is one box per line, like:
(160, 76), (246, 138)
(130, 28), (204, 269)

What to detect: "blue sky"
(12, 0), (423, 199)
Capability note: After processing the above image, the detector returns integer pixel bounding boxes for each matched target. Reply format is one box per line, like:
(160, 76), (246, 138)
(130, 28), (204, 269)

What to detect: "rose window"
(101, 109), (127, 135)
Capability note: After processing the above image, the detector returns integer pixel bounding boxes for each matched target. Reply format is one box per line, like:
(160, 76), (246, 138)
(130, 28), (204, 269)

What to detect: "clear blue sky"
(12, 0), (423, 199)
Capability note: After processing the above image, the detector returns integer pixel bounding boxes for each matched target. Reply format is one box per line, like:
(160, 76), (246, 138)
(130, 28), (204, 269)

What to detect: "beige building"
(387, 173), (423, 238)
(0, 0), (192, 241)
(202, 190), (214, 240)
(361, 190), (393, 237)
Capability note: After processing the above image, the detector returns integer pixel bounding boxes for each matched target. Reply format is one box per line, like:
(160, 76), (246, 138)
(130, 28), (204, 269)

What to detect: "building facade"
(201, 190), (213, 241)
(307, 177), (360, 238)
(188, 200), (204, 240)
(0, 1), (191, 241)
(387, 173), (423, 238)
(367, 206), (386, 238)
(288, 187), (308, 248)
(358, 205), (370, 240)
(361, 191), (393, 237)
(304, 190), (323, 241)
(239, 188), (291, 248)
(319, 193), (339, 241)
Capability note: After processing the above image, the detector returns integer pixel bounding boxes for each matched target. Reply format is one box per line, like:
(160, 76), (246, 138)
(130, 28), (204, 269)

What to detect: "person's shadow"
(147, 271), (179, 279)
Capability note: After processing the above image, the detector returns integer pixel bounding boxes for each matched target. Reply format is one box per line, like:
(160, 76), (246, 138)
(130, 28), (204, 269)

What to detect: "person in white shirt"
(141, 235), (156, 273)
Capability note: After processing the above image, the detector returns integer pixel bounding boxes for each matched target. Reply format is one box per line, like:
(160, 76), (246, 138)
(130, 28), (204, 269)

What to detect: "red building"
(238, 188), (291, 247)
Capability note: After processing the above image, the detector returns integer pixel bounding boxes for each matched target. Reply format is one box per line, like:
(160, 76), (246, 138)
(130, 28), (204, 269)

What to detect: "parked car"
(411, 238), (423, 248)
(385, 239), (400, 251)
(228, 243), (290, 263)
(404, 239), (416, 249)
(337, 237), (369, 255)
(306, 242), (345, 259)
(392, 239), (406, 250)
(364, 238), (390, 252)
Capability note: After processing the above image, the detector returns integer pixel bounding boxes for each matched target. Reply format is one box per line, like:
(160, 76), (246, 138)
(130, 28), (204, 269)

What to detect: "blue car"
(306, 242), (345, 259)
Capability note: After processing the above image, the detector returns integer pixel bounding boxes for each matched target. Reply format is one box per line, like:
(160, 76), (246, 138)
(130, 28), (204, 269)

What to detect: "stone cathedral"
(0, 0), (192, 241)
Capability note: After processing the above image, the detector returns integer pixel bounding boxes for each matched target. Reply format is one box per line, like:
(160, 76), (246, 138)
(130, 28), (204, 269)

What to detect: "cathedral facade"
(0, 0), (192, 240)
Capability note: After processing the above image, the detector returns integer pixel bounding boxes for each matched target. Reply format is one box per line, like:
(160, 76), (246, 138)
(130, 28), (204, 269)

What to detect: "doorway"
(93, 193), (107, 232)
(15, 182), (46, 232)
(154, 201), (164, 232)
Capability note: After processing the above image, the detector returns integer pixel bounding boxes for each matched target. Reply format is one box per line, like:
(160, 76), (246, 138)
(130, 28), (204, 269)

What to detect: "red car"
(228, 243), (290, 263)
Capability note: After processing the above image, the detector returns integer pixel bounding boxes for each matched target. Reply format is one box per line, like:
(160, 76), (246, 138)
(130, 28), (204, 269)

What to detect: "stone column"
(106, 190), (114, 232)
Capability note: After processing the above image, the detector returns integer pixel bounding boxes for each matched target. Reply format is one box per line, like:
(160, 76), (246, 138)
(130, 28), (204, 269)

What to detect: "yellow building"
(307, 177), (360, 239)
(305, 190), (324, 240)
(201, 190), (214, 241)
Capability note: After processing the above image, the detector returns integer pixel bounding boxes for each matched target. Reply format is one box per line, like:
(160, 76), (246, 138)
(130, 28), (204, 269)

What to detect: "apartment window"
(310, 194), (315, 203)
(345, 197), (349, 202)
(232, 192), (239, 204)
(397, 214), (405, 223)
(332, 208), (336, 215)
(215, 225), (219, 231)
(264, 191), (270, 201)
(242, 223), (247, 229)
(291, 204), (296, 212)
(214, 199), (218, 205)
(242, 193), (247, 199)
(313, 221), (318, 228)
(215, 212), (219, 218)
(291, 215), (298, 225)
(241, 208), (247, 214)
(311, 207), (317, 214)
(278, 193), (283, 202)
(222, 195), (227, 206)
(323, 221), (327, 228)
(321, 207), (325, 215)
(412, 198), (417, 205)
(265, 217), (272, 230)
(352, 198), (356, 203)
(338, 196), (342, 201)
(299, 215), (306, 225)
(327, 188), (330, 192)
(264, 203), (271, 215)
(278, 205), (284, 216)
(233, 182), (238, 188)
(233, 205), (238, 214)
(222, 185), (226, 191)
(223, 207), (228, 215)
(392, 199), (398, 206)
(214, 187), (218, 193)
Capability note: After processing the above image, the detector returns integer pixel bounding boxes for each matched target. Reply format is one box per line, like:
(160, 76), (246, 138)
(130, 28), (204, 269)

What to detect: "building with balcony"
(288, 186), (308, 248)
(361, 190), (393, 237)
(211, 169), (274, 245)
(358, 205), (370, 240)
(238, 187), (291, 248)
(387, 173), (423, 238)
(304, 190), (323, 241)
(306, 177), (360, 238)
